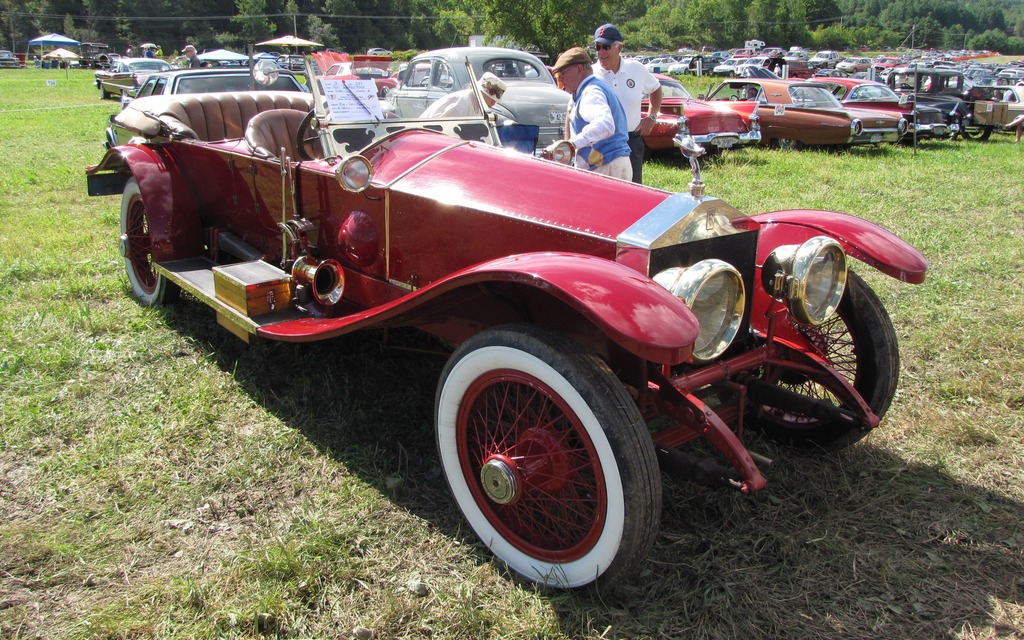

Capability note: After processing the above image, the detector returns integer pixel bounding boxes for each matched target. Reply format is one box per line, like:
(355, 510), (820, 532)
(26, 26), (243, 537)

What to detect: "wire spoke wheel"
(751, 271), (899, 450)
(436, 325), (660, 588)
(120, 178), (178, 306)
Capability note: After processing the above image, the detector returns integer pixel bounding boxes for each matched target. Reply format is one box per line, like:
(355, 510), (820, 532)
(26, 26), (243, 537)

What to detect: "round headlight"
(546, 140), (576, 165)
(653, 259), (745, 363)
(336, 155), (372, 192)
(763, 236), (847, 326)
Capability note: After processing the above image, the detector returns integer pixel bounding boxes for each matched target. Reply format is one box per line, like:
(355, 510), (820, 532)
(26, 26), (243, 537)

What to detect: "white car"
(645, 57), (674, 73)
(810, 50), (842, 69)
(712, 58), (742, 76)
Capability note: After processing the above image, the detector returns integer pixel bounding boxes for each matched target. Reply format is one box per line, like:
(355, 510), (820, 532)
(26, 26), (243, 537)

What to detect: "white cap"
(478, 72), (507, 103)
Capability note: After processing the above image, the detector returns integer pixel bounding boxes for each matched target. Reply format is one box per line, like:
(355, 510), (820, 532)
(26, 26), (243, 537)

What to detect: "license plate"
(549, 110), (566, 124)
(713, 137), (737, 148)
(870, 133), (881, 143)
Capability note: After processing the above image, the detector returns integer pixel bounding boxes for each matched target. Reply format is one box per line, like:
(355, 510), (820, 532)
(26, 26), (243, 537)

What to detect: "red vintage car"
(805, 77), (954, 140)
(86, 57), (927, 589)
(707, 78), (909, 149)
(643, 74), (760, 153)
(325, 53), (398, 98)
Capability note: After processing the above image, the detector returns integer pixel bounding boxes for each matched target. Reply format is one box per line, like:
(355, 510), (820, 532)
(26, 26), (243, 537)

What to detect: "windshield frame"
(304, 53), (502, 160)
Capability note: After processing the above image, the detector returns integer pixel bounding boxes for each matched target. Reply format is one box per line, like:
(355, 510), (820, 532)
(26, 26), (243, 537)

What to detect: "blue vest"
(572, 75), (631, 170)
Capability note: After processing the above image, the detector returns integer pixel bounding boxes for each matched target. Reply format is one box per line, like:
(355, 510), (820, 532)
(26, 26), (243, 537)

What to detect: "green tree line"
(3, 0), (1023, 58)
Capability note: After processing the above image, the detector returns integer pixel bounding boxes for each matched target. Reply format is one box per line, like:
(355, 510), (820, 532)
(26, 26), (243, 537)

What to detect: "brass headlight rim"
(653, 259), (746, 364)
(787, 236), (847, 326)
(336, 155), (373, 193)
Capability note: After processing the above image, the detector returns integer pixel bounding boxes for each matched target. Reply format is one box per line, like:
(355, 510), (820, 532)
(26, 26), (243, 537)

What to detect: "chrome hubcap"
(479, 456), (520, 505)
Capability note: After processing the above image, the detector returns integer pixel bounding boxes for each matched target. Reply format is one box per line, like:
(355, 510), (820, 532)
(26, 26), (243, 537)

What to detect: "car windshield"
(658, 79), (692, 99)
(481, 58), (543, 80)
(127, 60), (172, 72)
(846, 83), (900, 102)
(305, 53), (502, 158)
(788, 85), (841, 108)
(176, 74), (303, 93)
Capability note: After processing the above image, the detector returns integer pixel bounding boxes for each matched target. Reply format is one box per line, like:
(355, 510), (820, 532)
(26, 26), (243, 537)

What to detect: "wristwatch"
(647, 114), (658, 121)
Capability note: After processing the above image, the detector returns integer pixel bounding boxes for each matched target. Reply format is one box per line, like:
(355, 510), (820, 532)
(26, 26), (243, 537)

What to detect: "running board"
(155, 258), (306, 342)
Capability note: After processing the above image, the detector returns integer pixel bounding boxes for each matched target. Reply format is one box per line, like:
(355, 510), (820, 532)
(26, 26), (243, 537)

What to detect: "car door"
(134, 76), (166, 99)
(425, 59), (457, 110)
(393, 58), (434, 117)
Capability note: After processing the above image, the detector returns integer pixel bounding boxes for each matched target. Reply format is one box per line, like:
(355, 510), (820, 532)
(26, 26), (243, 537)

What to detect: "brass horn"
(291, 257), (345, 305)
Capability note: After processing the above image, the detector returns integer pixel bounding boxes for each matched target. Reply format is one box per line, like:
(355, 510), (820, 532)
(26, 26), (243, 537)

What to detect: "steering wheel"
(295, 110), (323, 161)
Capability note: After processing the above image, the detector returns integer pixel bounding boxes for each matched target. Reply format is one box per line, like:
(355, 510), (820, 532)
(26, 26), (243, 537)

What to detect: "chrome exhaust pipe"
(291, 257), (345, 305)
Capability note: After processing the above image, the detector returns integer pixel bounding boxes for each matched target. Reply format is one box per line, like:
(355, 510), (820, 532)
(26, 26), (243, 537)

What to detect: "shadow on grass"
(161, 302), (1024, 640)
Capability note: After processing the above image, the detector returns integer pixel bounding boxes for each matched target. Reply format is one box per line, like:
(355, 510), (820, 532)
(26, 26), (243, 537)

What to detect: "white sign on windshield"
(321, 78), (384, 120)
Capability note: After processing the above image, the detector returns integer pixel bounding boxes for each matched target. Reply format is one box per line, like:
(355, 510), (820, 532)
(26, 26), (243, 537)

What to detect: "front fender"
(752, 210), (927, 284)
(260, 252), (699, 364)
(88, 145), (203, 261)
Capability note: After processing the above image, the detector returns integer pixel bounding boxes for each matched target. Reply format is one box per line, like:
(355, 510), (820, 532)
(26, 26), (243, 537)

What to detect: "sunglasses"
(594, 43), (614, 51)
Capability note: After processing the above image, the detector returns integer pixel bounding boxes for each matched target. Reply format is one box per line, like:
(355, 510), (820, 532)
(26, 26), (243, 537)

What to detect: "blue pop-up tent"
(27, 33), (81, 68)
(29, 33), (80, 47)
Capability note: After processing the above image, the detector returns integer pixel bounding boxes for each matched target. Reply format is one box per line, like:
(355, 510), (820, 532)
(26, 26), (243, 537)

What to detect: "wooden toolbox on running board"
(212, 261), (292, 317)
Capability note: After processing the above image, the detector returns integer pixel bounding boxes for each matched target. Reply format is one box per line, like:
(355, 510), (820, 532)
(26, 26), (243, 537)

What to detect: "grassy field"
(1, 67), (1022, 639)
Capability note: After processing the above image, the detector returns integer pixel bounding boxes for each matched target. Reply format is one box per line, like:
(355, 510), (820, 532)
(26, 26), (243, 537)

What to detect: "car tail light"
(653, 259), (745, 363)
(851, 119), (863, 135)
(677, 116), (689, 135)
(761, 236), (847, 326)
(749, 114), (760, 131)
(897, 117), (909, 135)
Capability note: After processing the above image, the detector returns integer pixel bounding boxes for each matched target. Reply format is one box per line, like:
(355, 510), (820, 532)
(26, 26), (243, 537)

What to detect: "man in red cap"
(591, 24), (662, 184)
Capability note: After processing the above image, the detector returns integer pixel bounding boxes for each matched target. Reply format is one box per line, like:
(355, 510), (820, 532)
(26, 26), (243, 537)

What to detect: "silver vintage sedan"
(386, 47), (569, 148)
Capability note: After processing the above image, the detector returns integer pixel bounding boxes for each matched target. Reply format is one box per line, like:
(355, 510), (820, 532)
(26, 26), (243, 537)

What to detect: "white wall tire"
(435, 325), (661, 588)
(120, 178), (178, 306)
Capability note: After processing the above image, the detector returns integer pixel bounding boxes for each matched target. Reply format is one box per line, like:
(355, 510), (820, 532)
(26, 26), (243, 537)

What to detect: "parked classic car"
(95, 57), (173, 99)
(887, 66), (1000, 140)
(86, 55), (927, 590)
(386, 47), (569, 148)
(79, 42), (112, 69)
(127, 66), (305, 101)
(707, 79), (907, 148)
(970, 85), (1024, 135)
(0, 49), (20, 68)
(808, 77), (954, 140)
(643, 74), (760, 153)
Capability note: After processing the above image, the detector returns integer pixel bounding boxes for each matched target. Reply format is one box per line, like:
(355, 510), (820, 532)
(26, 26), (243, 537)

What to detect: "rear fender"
(91, 145), (203, 261)
(260, 252), (700, 365)
(752, 209), (927, 284)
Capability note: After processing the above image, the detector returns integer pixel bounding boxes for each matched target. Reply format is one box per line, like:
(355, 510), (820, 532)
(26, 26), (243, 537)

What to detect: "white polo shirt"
(593, 58), (661, 132)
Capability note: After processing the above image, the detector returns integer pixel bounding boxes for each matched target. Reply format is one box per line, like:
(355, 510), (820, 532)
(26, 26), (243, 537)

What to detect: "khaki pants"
(594, 156), (633, 182)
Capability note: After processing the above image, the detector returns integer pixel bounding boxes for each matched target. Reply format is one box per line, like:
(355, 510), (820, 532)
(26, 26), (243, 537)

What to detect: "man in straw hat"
(591, 23), (662, 184)
(550, 47), (632, 181)
(420, 72), (507, 118)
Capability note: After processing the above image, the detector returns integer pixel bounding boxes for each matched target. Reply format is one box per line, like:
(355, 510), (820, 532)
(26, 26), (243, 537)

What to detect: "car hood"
(370, 130), (668, 241)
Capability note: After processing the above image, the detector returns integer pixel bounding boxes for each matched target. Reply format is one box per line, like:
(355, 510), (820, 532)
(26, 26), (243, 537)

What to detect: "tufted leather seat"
(114, 91), (314, 143)
(244, 109), (308, 160)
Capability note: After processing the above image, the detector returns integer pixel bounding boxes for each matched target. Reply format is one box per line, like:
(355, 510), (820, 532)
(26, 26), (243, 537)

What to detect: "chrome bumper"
(690, 130), (761, 149)
(851, 129), (901, 144)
